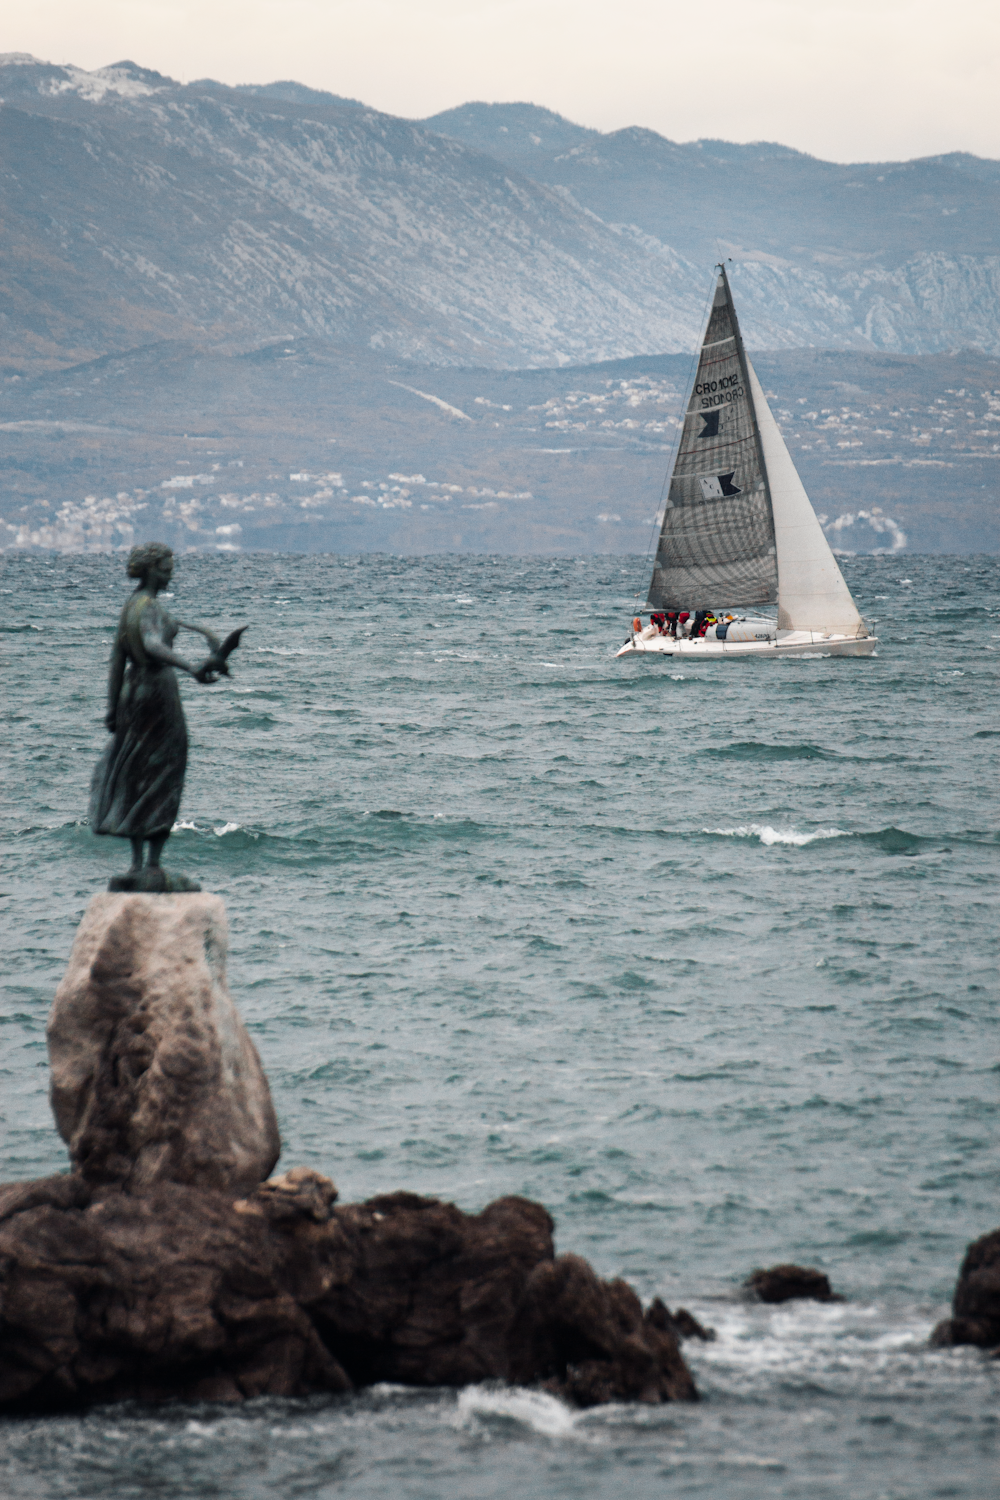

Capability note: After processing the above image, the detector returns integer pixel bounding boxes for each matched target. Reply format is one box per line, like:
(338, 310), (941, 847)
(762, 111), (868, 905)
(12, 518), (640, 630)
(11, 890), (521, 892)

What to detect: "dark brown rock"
(47, 894), (281, 1193)
(0, 1172), (346, 1411)
(930, 1228), (1000, 1350)
(0, 1174), (698, 1413)
(645, 1297), (716, 1343)
(236, 1166), (339, 1225)
(506, 1259), (698, 1405)
(745, 1264), (844, 1304)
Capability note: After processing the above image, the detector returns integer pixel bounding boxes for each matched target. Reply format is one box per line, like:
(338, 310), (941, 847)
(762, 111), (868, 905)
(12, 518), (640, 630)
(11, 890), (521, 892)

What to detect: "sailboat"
(617, 267), (876, 659)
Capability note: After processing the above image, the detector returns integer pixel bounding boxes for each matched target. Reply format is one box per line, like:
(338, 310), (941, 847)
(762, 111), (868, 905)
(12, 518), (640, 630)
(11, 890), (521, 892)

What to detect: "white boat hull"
(616, 631), (877, 660)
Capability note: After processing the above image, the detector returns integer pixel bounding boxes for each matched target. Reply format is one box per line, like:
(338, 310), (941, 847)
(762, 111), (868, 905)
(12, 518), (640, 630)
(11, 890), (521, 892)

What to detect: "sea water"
(1, 550), (998, 1499)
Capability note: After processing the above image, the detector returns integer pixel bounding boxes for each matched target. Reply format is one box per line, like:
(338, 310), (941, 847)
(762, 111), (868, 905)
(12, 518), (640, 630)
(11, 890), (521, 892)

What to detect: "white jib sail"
(746, 358), (867, 636)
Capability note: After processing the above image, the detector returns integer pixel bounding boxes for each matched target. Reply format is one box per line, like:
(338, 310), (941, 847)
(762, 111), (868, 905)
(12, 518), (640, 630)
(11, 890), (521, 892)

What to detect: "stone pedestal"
(47, 893), (281, 1193)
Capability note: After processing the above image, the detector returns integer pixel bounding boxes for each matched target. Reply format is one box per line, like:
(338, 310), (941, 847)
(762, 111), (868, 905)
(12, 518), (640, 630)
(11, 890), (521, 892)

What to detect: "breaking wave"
(705, 824), (849, 846)
(454, 1384), (581, 1439)
(701, 824), (986, 853)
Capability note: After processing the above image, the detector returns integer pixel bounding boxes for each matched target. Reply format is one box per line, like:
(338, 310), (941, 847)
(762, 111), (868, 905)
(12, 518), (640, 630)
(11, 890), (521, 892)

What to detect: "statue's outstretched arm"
(141, 617), (246, 684)
(176, 620), (222, 653)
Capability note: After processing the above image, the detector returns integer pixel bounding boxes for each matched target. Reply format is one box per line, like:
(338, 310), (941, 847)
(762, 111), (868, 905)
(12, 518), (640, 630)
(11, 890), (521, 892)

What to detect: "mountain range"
(0, 55), (997, 556)
(424, 101), (1000, 359)
(3, 55), (999, 375)
(0, 56), (702, 375)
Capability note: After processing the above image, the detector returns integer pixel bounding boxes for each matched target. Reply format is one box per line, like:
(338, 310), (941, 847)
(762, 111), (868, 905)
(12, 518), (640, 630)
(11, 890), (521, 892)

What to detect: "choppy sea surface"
(1, 550), (998, 1499)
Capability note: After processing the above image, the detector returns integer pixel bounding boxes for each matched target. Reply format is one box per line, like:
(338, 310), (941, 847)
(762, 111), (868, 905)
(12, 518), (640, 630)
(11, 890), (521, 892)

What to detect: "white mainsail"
(745, 358), (867, 637)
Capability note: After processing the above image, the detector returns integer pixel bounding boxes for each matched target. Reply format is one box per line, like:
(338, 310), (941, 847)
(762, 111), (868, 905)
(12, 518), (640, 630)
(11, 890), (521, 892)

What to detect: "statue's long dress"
(89, 597), (188, 839)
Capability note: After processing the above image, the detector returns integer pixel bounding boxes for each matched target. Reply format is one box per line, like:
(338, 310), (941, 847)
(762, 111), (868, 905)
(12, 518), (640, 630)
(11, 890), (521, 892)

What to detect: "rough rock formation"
(47, 894), (281, 1192)
(745, 1265), (844, 1304)
(0, 892), (698, 1412)
(647, 1301), (716, 1343)
(0, 1172), (697, 1411)
(930, 1229), (1000, 1350)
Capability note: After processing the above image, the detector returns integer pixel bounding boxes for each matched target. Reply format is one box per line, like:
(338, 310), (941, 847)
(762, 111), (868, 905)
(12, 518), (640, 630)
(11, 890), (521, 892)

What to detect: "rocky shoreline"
(0, 892), (698, 1413)
(1, 891), (994, 1417)
(0, 1169), (700, 1412)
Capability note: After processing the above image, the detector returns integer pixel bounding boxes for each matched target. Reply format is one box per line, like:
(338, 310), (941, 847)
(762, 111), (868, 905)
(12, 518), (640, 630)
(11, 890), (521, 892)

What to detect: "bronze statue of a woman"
(90, 542), (245, 892)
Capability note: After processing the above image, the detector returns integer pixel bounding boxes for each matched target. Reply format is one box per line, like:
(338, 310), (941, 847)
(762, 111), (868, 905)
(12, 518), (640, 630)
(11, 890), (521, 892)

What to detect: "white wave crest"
(170, 819), (250, 838)
(682, 1301), (938, 1403)
(455, 1384), (579, 1438)
(706, 823), (849, 847)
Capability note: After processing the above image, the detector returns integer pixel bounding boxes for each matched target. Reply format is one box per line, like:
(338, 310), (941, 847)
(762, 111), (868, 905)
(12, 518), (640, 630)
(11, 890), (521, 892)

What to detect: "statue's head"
(127, 542), (174, 585)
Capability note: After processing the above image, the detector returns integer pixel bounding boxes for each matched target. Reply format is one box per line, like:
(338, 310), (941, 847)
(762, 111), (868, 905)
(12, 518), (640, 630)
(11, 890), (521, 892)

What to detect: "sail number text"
(695, 373), (743, 408)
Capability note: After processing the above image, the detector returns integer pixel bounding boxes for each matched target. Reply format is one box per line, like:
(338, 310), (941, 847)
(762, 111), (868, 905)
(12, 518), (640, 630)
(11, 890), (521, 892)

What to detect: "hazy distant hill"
(423, 101), (1000, 263)
(424, 102), (1000, 357)
(3, 334), (996, 557)
(2, 56), (999, 381)
(0, 56), (704, 376)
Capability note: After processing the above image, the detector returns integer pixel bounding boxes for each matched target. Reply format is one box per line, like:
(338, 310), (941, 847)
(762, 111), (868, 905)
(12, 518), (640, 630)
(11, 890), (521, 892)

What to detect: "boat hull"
(616, 632), (877, 660)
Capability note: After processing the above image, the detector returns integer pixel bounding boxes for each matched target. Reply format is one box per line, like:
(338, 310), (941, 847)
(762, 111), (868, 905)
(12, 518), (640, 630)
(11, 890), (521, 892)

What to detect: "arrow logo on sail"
(699, 411), (721, 439)
(698, 472), (742, 500)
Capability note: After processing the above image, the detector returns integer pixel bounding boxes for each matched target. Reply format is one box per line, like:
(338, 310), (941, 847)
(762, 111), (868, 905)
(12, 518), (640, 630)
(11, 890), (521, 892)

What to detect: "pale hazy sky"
(6, 0), (999, 163)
